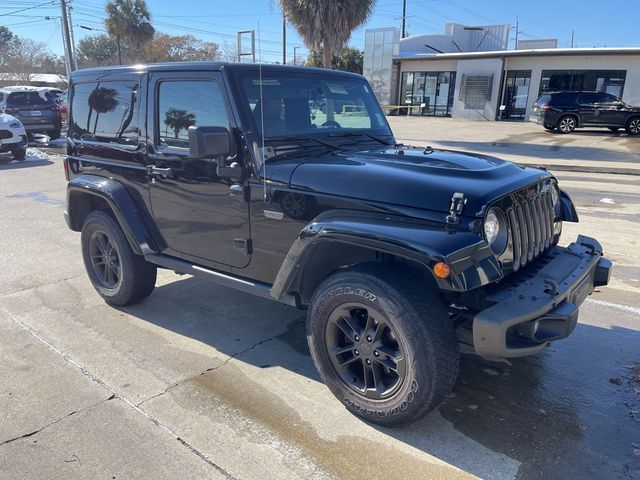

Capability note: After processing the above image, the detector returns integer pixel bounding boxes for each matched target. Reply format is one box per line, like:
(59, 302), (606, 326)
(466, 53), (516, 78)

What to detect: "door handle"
(148, 166), (172, 179)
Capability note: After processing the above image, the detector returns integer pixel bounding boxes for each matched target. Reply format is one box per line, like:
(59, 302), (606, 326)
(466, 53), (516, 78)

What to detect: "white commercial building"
(363, 24), (640, 121)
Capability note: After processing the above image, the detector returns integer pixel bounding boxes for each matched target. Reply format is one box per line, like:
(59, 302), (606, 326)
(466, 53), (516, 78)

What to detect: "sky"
(2, 0), (640, 63)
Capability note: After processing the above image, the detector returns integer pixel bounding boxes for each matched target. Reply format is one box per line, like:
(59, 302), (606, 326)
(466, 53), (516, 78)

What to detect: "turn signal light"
(433, 262), (450, 279)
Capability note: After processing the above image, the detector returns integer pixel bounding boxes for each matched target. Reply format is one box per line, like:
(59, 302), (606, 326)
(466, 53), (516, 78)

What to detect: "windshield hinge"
(446, 192), (467, 226)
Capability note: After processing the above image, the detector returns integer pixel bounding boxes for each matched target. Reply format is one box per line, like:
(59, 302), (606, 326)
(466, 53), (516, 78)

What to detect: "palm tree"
(164, 109), (196, 140)
(278, 0), (375, 69)
(104, 0), (154, 64)
(87, 86), (119, 134)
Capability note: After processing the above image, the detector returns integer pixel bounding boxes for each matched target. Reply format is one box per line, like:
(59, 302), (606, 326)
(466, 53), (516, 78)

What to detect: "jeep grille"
(506, 185), (556, 272)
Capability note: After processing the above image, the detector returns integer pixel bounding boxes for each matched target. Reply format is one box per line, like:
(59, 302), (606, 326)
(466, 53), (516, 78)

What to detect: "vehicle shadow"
(122, 275), (639, 480)
(0, 157), (54, 170)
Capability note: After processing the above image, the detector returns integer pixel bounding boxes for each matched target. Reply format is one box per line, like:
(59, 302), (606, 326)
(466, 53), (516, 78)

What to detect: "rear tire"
(81, 211), (157, 306)
(48, 129), (61, 140)
(543, 125), (555, 131)
(625, 117), (640, 135)
(12, 147), (26, 161)
(307, 264), (459, 426)
(556, 115), (577, 134)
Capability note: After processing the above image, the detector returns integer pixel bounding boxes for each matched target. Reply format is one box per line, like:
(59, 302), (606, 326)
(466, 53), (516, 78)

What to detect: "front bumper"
(0, 133), (27, 152)
(473, 235), (611, 359)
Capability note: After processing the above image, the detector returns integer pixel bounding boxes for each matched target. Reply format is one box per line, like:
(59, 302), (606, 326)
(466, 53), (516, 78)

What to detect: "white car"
(0, 113), (28, 160)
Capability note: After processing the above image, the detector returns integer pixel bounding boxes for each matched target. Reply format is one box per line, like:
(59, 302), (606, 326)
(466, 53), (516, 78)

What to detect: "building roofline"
(395, 46), (640, 61)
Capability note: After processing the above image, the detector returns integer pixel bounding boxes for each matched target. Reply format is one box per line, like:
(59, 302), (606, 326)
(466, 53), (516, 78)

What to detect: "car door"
(147, 72), (251, 269)
(577, 93), (598, 125)
(595, 93), (627, 126)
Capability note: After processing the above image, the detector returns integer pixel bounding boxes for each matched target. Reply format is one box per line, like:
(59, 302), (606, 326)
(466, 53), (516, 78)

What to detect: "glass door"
(502, 70), (531, 120)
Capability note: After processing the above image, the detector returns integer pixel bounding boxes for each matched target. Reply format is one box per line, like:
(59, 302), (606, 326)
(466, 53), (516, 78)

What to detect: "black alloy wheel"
(325, 302), (407, 400)
(81, 210), (157, 306)
(307, 265), (459, 426)
(88, 230), (121, 289)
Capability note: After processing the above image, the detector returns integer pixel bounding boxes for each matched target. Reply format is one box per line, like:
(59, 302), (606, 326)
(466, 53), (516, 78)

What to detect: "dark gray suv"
(530, 91), (640, 134)
(0, 89), (62, 139)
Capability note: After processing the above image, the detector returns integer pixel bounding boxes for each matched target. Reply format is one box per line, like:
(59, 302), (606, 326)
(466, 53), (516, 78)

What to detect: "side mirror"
(188, 126), (232, 159)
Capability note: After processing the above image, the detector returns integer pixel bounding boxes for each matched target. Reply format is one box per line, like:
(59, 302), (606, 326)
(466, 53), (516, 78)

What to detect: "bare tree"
(6, 39), (50, 84)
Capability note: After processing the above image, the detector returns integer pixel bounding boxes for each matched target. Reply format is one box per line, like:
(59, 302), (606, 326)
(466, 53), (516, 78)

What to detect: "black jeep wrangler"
(64, 62), (611, 426)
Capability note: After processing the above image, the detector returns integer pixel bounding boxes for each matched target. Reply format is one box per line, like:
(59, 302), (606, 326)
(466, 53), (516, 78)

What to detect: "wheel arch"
(66, 174), (159, 255)
(270, 210), (503, 305)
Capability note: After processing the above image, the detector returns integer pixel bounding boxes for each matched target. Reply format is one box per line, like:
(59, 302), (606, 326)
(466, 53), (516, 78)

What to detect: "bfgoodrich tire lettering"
(81, 210), (157, 306)
(307, 265), (459, 426)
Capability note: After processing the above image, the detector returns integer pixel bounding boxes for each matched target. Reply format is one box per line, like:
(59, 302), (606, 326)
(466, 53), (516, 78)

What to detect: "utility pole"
(293, 46), (299, 64)
(66, 2), (77, 70)
(514, 16), (519, 50)
(570, 29), (575, 48)
(401, 0), (407, 38)
(282, 12), (286, 64)
(60, 0), (76, 77)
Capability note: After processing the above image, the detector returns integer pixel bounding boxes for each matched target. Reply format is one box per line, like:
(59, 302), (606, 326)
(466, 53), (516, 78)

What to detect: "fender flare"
(66, 174), (158, 255)
(559, 189), (579, 222)
(270, 210), (502, 301)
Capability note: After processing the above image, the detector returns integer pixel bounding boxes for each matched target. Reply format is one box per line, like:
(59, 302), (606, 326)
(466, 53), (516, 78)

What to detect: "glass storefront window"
(399, 71), (456, 116)
(539, 70), (627, 98)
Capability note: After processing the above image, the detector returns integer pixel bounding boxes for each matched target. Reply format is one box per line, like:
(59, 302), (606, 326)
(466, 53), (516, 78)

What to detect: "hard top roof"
(71, 61), (363, 81)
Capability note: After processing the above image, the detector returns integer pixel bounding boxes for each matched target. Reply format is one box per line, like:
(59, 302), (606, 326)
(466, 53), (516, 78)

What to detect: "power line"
(0, 0), (58, 18)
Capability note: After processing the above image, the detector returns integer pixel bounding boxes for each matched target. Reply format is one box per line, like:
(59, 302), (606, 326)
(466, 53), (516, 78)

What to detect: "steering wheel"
(320, 120), (341, 129)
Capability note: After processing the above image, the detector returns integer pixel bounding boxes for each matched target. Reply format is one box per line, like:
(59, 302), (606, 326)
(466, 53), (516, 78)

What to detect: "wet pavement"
(0, 138), (639, 479)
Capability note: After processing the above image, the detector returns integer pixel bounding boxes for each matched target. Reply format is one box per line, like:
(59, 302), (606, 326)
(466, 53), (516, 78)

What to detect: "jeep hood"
(288, 146), (552, 216)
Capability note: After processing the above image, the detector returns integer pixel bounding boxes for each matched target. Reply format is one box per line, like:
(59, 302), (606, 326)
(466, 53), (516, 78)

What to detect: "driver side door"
(147, 72), (251, 269)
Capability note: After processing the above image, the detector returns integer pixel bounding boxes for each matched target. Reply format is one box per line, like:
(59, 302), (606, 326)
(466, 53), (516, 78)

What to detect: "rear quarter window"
(535, 95), (551, 105)
(69, 80), (139, 145)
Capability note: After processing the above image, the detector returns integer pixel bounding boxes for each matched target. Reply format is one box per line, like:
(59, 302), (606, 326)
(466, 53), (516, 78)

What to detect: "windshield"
(237, 71), (391, 139)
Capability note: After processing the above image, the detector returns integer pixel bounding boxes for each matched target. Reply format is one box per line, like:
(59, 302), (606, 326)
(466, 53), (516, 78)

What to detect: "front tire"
(625, 117), (640, 135)
(557, 115), (577, 133)
(307, 265), (459, 426)
(81, 211), (157, 306)
(12, 147), (26, 161)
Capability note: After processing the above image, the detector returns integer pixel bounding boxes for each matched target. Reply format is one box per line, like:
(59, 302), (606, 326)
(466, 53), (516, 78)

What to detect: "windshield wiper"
(327, 131), (393, 146)
(266, 134), (340, 150)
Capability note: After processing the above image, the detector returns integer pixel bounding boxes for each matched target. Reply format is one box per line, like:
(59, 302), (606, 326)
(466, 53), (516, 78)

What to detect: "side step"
(145, 254), (297, 307)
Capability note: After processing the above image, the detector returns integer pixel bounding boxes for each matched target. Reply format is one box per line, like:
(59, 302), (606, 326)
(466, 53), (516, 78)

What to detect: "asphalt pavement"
(1, 121), (639, 479)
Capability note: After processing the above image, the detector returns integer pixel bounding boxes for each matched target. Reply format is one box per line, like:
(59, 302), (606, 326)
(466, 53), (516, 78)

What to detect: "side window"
(157, 81), (230, 149)
(70, 81), (139, 144)
(598, 93), (619, 104)
(578, 93), (597, 105)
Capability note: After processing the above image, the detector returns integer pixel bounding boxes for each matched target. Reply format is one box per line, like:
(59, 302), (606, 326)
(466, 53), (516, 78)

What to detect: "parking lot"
(1, 119), (639, 479)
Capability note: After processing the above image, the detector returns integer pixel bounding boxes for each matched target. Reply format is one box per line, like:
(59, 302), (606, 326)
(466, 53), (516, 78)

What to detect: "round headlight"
(484, 208), (508, 254)
(484, 209), (500, 245)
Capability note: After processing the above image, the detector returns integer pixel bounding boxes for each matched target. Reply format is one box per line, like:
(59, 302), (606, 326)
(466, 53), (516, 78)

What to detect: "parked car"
(530, 91), (640, 134)
(63, 62), (611, 426)
(0, 112), (27, 160)
(0, 87), (62, 139)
